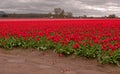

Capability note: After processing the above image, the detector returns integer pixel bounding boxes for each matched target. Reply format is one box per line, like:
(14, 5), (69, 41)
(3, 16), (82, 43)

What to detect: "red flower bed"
(0, 19), (120, 65)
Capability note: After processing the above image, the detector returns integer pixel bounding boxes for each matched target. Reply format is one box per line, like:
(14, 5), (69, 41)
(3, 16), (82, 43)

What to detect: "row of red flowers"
(0, 19), (120, 65)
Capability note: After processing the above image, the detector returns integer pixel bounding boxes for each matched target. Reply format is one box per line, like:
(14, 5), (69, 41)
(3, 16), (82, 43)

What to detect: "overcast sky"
(0, 0), (120, 16)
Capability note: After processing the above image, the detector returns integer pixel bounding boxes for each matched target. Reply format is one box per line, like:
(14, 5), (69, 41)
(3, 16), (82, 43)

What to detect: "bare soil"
(0, 48), (120, 74)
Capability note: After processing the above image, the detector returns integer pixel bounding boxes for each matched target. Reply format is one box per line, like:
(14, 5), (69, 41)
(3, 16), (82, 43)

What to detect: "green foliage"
(54, 41), (75, 55)
(75, 44), (101, 58)
(0, 36), (120, 66)
(100, 50), (120, 66)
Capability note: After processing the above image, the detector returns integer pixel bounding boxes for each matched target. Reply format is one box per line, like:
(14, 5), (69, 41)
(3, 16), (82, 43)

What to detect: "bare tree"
(59, 10), (65, 18)
(65, 12), (73, 18)
(54, 8), (63, 18)
(48, 12), (52, 18)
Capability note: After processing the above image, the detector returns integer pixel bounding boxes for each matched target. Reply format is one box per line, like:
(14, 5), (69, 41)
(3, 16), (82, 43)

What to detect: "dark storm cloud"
(0, 0), (120, 16)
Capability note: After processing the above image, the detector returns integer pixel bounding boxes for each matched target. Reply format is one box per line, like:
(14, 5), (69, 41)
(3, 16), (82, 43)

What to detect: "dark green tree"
(108, 14), (116, 18)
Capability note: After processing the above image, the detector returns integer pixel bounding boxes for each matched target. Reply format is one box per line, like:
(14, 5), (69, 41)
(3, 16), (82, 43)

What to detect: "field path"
(0, 48), (120, 74)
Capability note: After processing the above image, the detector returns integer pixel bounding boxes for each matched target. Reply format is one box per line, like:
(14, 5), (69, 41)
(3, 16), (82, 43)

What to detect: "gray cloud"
(0, 0), (120, 16)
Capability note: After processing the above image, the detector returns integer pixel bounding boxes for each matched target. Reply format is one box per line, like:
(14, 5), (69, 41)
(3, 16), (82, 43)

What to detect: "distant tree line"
(0, 8), (119, 18)
(77, 14), (118, 18)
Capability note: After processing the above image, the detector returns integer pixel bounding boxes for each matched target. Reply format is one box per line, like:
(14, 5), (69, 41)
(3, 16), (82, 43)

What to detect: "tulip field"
(0, 19), (120, 65)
